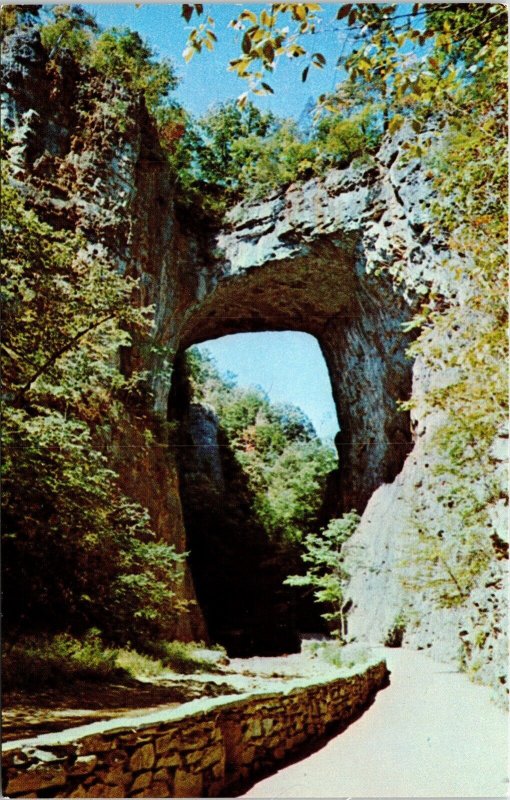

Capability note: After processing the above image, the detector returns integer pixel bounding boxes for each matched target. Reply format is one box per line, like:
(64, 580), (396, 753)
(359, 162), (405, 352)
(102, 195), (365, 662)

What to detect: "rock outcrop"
(2, 28), (506, 696)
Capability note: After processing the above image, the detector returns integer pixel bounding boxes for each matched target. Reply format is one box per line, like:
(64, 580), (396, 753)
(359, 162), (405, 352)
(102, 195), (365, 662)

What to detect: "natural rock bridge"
(3, 29), (507, 690)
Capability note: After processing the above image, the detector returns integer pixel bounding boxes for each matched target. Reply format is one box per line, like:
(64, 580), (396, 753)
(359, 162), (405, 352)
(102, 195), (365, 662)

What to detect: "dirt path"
(240, 647), (509, 798)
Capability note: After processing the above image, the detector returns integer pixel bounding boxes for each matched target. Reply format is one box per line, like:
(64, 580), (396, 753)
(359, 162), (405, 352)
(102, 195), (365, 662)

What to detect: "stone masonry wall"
(2, 661), (388, 798)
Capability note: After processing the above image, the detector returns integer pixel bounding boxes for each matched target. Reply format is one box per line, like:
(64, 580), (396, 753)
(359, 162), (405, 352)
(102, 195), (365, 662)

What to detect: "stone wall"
(2, 661), (388, 798)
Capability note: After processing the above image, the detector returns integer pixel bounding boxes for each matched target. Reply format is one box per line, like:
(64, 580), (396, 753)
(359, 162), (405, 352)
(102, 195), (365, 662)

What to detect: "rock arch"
(2, 30), (444, 645)
(169, 161), (425, 511)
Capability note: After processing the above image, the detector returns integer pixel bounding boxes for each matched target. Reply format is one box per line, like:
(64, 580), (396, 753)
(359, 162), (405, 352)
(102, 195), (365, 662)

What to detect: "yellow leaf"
(240, 9), (257, 23)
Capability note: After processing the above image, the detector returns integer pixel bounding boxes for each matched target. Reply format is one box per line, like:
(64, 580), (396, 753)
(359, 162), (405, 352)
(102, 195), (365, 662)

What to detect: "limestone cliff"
(2, 28), (507, 697)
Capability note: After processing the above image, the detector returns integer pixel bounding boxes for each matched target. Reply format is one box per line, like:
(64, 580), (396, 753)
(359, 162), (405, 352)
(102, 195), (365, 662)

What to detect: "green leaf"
(312, 52), (326, 66)
(388, 114), (404, 135)
(240, 9), (257, 24)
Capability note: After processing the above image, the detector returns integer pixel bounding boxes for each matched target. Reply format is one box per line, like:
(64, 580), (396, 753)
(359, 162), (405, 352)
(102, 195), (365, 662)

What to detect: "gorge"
(1, 22), (507, 704)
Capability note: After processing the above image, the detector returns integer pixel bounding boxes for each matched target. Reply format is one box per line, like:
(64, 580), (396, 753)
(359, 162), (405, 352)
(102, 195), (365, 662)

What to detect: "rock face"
(2, 28), (507, 694)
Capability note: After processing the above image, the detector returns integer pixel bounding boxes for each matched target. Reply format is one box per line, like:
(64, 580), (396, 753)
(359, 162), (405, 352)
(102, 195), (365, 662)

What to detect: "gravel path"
(240, 647), (509, 798)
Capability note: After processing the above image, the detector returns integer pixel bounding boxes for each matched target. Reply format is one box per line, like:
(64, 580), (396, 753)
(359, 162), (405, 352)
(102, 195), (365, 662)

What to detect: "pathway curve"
(240, 648), (509, 798)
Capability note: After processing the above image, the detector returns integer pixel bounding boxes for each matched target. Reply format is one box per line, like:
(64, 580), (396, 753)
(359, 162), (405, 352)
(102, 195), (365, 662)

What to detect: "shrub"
(2, 631), (122, 691)
(314, 641), (371, 670)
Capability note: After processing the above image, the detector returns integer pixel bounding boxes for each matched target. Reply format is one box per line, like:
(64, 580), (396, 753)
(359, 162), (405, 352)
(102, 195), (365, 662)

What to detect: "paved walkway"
(240, 648), (509, 798)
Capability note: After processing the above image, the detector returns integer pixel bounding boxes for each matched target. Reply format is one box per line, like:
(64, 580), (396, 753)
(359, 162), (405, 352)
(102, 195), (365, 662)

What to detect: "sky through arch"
(197, 332), (338, 443)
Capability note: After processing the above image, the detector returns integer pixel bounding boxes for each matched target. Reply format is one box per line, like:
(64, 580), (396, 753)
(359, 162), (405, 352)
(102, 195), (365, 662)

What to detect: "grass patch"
(116, 648), (164, 679)
(309, 641), (371, 671)
(144, 640), (227, 674)
(2, 630), (124, 691)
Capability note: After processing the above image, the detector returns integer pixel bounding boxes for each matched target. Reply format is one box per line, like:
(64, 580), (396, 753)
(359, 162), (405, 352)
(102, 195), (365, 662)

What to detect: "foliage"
(143, 640), (226, 674)
(395, 6), (507, 602)
(196, 100), (276, 190)
(315, 105), (381, 167)
(186, 347), (336, 547)
(39, 4), (97, 63)
(116, 647), (164, 679)
(1, 177), (150, 412)
(285, 512), (361, 640)
(0, 4), (40, 41)
(1, 164), (185, 646)
(182, 4), (325, 99)
(35, 6), (178, 117)
(90, 27), (177, 115)
(169, 99), (379, 212)
(309, 641), (371, 670)
(2, 631), (123, 691)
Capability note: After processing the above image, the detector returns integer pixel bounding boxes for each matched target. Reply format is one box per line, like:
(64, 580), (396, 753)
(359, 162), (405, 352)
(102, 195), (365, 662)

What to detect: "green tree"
(1, 165), (186, 646)
(90, 27), (178, 114)
(285, 512), (361, 641)
(196, 100), (276, 189)
(39, 4), (97, 63)
(184, 348), (336, 547)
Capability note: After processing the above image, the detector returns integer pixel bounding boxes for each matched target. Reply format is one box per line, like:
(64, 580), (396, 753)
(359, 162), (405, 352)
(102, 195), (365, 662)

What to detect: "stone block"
(212, 760), (225, 779)
(129, 743), (155, 772)
(185, 743), (223, 771)
(131, 771), (152, 792)
(117, 733), (140, 747)
(151, 781), (171, 797)
(245, 719), (262, 739)
(239, 746), (255, 765)
(97, 765), (131, 787)
(102, 785), (126, 798)
(103, 749), (128, 766)
(262, 718), (274, 735)
(6, 765), (67, 795)
(156, 752), (182, 768)
(173, 769), (203, 798)
(69, 755), (98, 775)
(77, 736), (117, 755)
(155, 733), (177, 755)
(153, 767), (169, 782)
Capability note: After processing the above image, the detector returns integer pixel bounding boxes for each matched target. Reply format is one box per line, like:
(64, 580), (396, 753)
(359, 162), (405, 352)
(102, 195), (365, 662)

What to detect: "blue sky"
(82, 3), (351, 118)
(81, 3), (351, 442)
(198, 332), (339, 443)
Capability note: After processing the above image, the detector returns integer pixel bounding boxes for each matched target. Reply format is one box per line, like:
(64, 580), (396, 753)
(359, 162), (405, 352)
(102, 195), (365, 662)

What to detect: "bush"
(2, 631), (123, 691)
